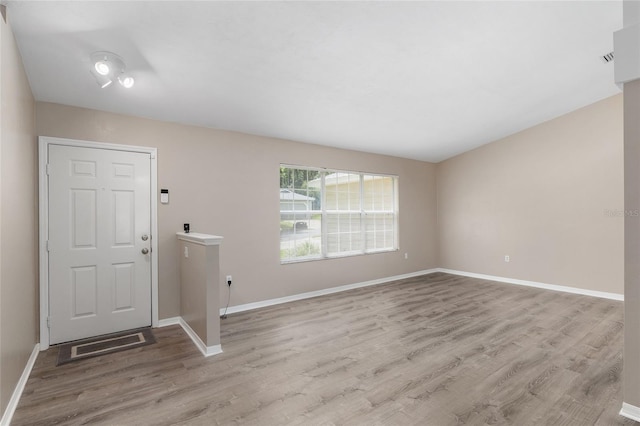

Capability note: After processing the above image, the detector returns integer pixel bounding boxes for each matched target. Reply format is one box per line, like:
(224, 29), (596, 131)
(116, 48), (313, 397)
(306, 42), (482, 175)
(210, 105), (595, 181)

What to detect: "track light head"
(90, 51), (135, 89)
(94, 61), (110, 76)
(118, 75), (135, 89)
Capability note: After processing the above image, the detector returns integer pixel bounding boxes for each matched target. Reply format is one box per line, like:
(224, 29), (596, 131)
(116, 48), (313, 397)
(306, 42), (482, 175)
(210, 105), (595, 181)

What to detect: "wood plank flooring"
(11, 273), (636, 425)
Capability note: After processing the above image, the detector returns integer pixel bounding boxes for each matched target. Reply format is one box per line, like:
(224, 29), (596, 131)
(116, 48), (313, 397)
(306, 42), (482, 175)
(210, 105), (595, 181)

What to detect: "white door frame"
(38, 136), (159, 350)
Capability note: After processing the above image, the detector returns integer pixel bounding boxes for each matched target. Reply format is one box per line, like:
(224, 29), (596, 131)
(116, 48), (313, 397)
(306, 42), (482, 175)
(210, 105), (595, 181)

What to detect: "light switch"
(161, 189), (169, 204)
(184, 246), (188, 258)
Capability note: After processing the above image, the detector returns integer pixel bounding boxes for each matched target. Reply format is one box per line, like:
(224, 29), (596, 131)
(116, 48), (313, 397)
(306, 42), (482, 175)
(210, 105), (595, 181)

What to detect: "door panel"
(113, 262), (135, 311)
(71, 189), (97, 248)
(113, 190), (135, 246)
(48, 144), (151, 344)
(71, 266), (97, 317)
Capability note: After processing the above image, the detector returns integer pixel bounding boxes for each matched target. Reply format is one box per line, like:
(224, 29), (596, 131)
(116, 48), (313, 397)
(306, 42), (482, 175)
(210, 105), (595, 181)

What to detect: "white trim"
(436, 268), (624, 301)
(38, 139), (49, 349)
(157, 316), (222, 357)
(38, 136), (159, 349)
(219, 267), (622, 318)
(178, 318), (223, 357)
(220, 269), (438, 316)
(157, 317), (181, 327)
(620, 402), (640, 422)
(150, 146), (159, 329)
(176, 232), (223, 246)
(38, 136), (156, 154)
(0, 344), (39, 426)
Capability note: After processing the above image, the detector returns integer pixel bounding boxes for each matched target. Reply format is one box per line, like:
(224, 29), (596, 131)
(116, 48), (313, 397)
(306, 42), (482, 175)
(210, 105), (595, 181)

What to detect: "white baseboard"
(157, 316), (222, 357)
(178, 318), (222, 357)
(165, 267), (621, 355)
(220, 269), (439, 316)
(157, 316), (223, 357)
(157, 316), (181, 327)
(0, 344), (39, 426)
(436, 268), (624, 301)
(219, 267), (621, 316)
(620, 402), (640, 422)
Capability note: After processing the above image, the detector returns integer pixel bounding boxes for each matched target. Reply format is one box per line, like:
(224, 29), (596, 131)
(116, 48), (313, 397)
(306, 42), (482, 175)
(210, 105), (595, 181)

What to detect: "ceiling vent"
(601, 51), (614, 63)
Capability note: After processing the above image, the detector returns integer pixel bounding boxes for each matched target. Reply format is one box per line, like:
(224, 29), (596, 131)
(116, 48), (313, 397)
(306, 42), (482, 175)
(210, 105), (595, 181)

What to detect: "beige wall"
(179, 240), (221, 347)
(624, 79), (640, 407)
(622, 0), (640, 413)
(0, 10), (37, 415)
(36, 102), (438, 319)
(437, 94), (624, 295)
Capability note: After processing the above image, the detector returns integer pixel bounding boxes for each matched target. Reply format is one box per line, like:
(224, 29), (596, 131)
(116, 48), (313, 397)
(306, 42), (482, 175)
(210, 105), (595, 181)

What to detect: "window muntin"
(280, 165), (398, 263)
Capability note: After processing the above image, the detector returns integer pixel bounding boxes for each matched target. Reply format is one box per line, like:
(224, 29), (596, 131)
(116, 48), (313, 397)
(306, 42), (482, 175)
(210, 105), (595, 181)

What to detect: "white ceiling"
(6, 1), (622, 162)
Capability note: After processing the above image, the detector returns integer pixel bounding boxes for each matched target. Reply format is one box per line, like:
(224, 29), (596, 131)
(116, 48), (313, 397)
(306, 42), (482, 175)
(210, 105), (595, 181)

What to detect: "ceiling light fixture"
(118, 75), (135, 89)
(90, 51), (135, 89)
(94, 60), (110, 76)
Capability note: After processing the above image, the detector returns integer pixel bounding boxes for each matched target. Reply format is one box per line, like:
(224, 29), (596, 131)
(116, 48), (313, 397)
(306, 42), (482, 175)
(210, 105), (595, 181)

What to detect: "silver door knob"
(141, 234), (149, 241)
(141, 248), (149, 255)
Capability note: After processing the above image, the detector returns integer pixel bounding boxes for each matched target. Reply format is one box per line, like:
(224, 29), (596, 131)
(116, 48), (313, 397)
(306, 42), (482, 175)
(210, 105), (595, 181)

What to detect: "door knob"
(141, 248), (149, 255)
(141, 234), (149, 241)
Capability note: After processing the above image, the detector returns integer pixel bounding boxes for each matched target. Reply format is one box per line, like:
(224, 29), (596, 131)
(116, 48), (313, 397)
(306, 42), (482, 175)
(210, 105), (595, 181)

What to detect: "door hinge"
(46, 240), (50, 252)
(46, 163), (51, 175)
(47, 317), (51, 328)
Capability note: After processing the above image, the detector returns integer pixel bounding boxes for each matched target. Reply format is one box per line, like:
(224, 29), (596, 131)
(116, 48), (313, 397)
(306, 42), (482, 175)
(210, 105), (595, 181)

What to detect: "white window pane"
(280, 166), (323, 262)
(326, 213), (362, 255)
(281, 166), (397, 263)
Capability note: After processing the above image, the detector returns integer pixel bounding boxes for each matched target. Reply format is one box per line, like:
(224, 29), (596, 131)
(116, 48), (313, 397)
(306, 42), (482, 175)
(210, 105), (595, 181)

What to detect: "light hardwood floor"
(12, 273), (636, 425)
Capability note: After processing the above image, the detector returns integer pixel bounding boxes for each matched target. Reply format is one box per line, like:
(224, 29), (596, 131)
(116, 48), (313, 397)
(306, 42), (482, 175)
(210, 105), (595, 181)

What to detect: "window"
(280, 165), (398, 263)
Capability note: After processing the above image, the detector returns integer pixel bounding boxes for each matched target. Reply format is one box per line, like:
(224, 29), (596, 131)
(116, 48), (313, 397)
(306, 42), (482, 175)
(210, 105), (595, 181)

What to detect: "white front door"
(48, 144), (152, 344)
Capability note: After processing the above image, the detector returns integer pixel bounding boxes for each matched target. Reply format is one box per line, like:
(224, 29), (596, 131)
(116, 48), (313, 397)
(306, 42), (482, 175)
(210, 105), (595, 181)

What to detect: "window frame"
(279, 164), (399, 264)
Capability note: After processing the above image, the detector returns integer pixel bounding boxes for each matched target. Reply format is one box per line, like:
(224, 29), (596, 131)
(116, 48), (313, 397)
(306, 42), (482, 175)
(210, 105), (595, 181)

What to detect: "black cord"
(221, 284), (231, 319)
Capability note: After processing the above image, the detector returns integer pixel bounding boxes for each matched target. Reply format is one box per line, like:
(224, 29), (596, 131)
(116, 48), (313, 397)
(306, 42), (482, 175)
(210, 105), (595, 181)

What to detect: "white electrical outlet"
(404, 253), (408, 259)
(184, 246), (188, 258)
(504, 255), (510, 262)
